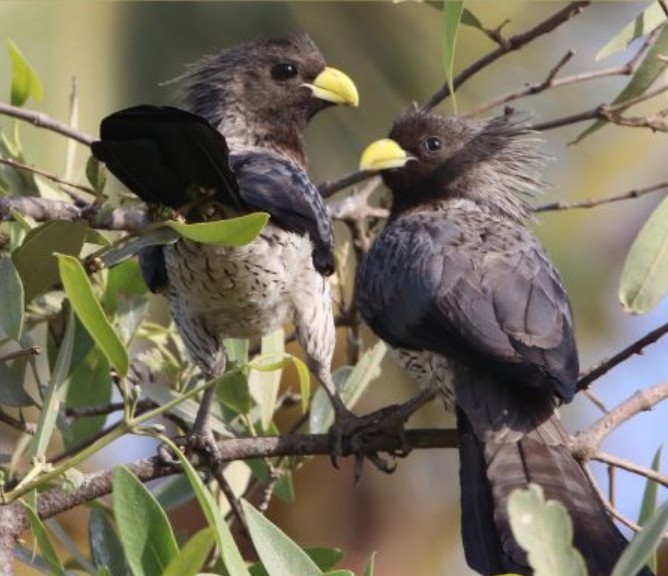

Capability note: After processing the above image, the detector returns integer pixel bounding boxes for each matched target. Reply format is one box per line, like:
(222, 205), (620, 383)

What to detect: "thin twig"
(593, 450), (668, 490)
(424, 2), (591, 110)
(0, 103), (94, 146)
(318, 170), (373, 199)
(0, 346), (41, 363)
(0, 157), (95, 197)
(583, 389), (609, 414)
(212, 466), (249, 536)
(535, 181), (668, 213)
(578, 322), (668, 390)
(0, 409), (35, 435)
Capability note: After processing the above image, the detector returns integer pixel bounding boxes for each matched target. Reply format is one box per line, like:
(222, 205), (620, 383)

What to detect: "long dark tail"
(454, 377), (653, 576)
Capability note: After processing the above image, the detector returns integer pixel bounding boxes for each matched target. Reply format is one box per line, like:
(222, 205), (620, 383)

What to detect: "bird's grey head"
(181, 33), (358, 165)
(360, 108), (546, 222)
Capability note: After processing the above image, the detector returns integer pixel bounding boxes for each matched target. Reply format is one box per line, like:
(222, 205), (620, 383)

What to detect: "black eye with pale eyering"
(424, 137), (443, 153)
(271, 63), (299, 81)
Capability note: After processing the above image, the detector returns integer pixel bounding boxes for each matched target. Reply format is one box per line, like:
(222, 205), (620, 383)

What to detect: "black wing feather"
(357, 210), (578, 401)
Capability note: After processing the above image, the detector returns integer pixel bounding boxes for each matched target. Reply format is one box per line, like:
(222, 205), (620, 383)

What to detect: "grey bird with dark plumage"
(356, 108), (651, 576)
(92, 34), (359, 453)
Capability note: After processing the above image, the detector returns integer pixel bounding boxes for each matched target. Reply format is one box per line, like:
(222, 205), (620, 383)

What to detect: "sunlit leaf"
(442, 1), (464, 111)
(637, 446), (663, 573)
(611, 502), (668, 576)
(22, 503), (66, 576)
(86, 155), (107, 196)
(0, 254), (24, 340)
(507, 484), (587, 576)
(56, 253), (129, 376)
(597, 3), (667, 61)
(7, 38), (43, 107)
(242, 499), (322, 576)
(574, 23), (668, 144)
(162, 528), (215, 576)
(248, 329), (284, 430)
(619, 195), (668, 313)
(363, 552), (377, 576)
(166, 212), (269, 246)
(112, 466), (179, 576)
(166, 442), (251, 576)
(30, 307), (75, 459)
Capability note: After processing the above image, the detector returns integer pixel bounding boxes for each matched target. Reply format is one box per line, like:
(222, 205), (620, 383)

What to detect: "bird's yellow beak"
(304, 66), (359, 107)
(359, 138), (413, 171)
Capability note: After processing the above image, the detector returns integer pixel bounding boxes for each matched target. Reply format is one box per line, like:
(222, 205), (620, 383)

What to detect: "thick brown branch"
(31, 428), (457, 523)
(573, 381), (668, 459)
(0, 102), (94, 146)
(578, 322), (668, 390)
(423, 1), (591, 110)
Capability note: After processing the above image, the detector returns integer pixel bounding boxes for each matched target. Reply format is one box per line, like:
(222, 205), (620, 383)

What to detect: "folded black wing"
(231, 152), (335, 276)
(91, 105), (241, 210)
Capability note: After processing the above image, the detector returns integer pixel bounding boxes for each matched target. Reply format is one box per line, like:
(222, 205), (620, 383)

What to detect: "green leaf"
(250, 548), (342, 576)
(7, 38), (43, 107)
(242, 499), (322, 576)
(0, 354), (34, 406)
(612, 502), (668, 576)
(56, 253), (129, 376)
(323, 572), (353, 576)
(162, 528), (215, 576)
(507, 484), (587, 576)
(22, 503), (66, 576)
(217, 370), (253, 414)
(637, 446), (663, 573)
(165, 212), (269, 246)
(597, 3), (667, 61)
(112, 466), (179, 576)
(0, 254), (24, 340)
(441, 1), (464, 112)
(310, 341), (386, 433)
(248, 329), (284, 430)
(153, 475), (195, 511)
(103, 257), (148, 314)
(63, 351), (111, 449)
(224, 338), (250, 366)
(363, 552), (376, 576)
(164, 441), (251, 576)
(460, 8), (483, 30)
(619, 195), (668, 313)
(98, 227), (180, 270)
(30, 307), (76, 459)
(86, 154), (107, 195)
(12, 220), (88, 301)
(574, 22), (668, 144)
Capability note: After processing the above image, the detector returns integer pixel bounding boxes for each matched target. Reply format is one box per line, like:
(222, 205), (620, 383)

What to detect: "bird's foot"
(329, 403), (413, 479)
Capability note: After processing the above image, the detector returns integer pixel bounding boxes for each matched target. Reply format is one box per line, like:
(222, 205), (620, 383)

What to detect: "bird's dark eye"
(424, 137), (443, 152)
(271, 63), (299, 81)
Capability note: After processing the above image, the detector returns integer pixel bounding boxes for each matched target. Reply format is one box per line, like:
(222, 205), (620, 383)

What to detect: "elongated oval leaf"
(507, 484), (587, 576)
(88, 508), (130, 576)
(248, 329), (284, 430)
(163, 440), (251, 576)
(166, 212), (269, 246)
(0, 254), (24, 340)
(242, 499), (322, 576)
(611, 502), (668, 576)
(12, 220), (88, 301)
(112, 466), (179, 576)
(162, 528), (215, 576)
(22, 503), (67, 576)
(30, 307), (76, 459)
(619, 195), (668, 313)
(638, 446), (663, 573)
(56, 253), (129, 376)
(442, 1), (464, 111)
(7, 38), (43, 106)
(99, 227), (180, 269)
(597, 3), (666, 61)
(574, 23), (668, 144)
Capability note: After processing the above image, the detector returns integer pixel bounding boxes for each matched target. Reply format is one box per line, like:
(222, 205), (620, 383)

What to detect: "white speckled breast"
(391, 348), (456, 410)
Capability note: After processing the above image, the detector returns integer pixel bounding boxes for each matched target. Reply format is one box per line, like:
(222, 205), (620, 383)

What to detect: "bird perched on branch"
(356, 108), (651, 576)
(92, 34), (359, 456)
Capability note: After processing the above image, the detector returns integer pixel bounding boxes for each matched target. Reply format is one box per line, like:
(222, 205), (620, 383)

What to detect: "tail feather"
(454, 374), (653, 576)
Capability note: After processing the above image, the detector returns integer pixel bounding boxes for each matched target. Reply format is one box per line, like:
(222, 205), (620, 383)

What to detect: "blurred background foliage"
(1, 2), (667, 575)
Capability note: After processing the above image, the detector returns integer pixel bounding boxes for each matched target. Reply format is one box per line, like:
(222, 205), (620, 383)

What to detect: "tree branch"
(578, 321), (668, 390)
(423, 2), (591, 110)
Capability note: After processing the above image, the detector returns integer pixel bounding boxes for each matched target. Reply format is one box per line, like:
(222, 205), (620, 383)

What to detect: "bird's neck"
(217, 103), (308, 167)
